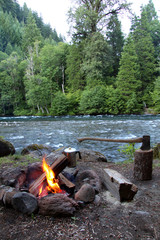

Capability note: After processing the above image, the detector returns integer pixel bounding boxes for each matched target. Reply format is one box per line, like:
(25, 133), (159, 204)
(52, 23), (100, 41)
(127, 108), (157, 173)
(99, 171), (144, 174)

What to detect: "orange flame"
(40, 157), (61, 195)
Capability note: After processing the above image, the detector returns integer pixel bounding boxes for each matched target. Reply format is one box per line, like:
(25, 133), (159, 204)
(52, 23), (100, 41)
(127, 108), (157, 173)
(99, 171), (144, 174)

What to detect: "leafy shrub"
(105, 86), (126, 114)
(79, 85), (107, 114)
(50, 92), (69, 116)
(118, 143), (137, 162)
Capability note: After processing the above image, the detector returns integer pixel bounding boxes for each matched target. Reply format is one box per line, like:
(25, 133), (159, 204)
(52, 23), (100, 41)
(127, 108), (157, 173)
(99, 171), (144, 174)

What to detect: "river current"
(0, 115), (160, 162)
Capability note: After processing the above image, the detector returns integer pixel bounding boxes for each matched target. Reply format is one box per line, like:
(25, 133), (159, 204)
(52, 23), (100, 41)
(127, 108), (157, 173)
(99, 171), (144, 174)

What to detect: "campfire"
(37, 157), (64, 198)
(0, 149), (138, 217)
(28, 154), (75, 199)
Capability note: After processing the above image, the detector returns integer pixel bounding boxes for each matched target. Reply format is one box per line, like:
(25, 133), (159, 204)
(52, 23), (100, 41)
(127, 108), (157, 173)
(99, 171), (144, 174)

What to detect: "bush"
(105, 86), (126, 114)
(79, 86), (107, 114)
(50, 92), (69, 116)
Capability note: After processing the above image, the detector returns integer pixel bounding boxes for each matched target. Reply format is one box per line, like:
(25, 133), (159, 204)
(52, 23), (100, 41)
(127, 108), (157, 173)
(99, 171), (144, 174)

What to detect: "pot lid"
(64, 147), (77, 153)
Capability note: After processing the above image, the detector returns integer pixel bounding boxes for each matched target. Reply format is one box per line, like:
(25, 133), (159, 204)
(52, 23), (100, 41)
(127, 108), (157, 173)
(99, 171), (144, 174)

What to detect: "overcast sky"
(17, 0), (160, 41)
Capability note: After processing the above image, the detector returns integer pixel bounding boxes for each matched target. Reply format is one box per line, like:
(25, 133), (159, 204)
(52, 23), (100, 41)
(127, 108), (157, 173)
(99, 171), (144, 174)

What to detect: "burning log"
(103, 168), (138, 202)
(29, 154), (68, 196)
(59, 173), (75, 189)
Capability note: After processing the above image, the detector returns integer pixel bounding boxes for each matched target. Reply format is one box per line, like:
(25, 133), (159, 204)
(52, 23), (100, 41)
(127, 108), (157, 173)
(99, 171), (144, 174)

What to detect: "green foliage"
(106, 13), (124, 77)
(116, 35), (141, 98)
(79, 85), (107, 114)
(105, 86), (126, 114)
(69, 0), (131, 42)
(0, 0), (159, 116)
(82, 33), (113, 87)
(118, 143), (137, 162)
(66, 43), (85, 91)
(152, 76), (160, 113)
(132, 10), (156, 106)
(50, 92), (69, 116)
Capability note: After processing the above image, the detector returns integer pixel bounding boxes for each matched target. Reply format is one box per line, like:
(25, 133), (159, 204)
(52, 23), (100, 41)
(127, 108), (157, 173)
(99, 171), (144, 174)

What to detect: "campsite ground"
(0, 157), (160, 240)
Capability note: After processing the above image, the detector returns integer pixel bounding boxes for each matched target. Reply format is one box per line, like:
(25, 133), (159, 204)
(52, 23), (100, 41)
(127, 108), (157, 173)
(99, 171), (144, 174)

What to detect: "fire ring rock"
(74, 183), (95, 203)
(12, 192), (38, 215)
(38, 194), (78, 216)
(0, 138), (15, 157)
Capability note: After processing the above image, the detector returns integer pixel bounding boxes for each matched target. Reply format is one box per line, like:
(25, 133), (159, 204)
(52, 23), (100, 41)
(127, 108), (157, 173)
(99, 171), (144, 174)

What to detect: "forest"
(0, 0), (160, 116)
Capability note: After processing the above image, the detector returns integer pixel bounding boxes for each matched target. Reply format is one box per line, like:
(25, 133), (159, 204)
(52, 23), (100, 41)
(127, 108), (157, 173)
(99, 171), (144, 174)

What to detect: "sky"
(17, 0), (160, 41)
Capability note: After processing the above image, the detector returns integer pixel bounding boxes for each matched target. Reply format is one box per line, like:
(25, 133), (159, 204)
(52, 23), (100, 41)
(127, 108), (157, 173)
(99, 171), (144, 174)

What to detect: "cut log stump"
(103, 168), (138, 202)
(134, 149), (153, 180)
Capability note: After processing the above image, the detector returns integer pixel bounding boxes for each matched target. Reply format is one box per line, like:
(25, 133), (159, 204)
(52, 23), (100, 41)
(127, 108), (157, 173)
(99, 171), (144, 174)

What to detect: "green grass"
(0, 154), (40, 168)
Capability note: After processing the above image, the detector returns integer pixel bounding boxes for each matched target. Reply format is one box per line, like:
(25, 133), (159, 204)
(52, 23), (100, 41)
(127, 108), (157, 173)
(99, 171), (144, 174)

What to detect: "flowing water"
(0, 115), (160, 162)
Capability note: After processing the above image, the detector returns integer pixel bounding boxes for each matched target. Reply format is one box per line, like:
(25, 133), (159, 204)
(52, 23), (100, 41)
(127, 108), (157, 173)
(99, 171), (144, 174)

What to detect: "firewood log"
(29, 154), (68, 196)
(103, 168), (138, 202)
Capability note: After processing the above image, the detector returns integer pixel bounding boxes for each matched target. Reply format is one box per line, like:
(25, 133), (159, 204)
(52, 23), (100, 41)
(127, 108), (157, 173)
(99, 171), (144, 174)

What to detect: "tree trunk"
(134, 149), (153, 180)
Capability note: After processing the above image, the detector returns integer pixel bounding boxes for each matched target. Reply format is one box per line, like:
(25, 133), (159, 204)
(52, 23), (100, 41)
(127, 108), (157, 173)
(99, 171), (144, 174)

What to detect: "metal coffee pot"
(63, 147), (81, 168)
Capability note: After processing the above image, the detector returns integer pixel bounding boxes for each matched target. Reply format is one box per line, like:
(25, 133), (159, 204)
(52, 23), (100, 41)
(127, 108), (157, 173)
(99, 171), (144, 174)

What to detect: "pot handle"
(76, 151), (81, 159)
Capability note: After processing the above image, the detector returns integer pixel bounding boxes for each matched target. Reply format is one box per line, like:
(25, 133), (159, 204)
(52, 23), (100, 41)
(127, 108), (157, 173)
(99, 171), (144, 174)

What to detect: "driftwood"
(29, 154), (68, 196)
(103, 168), (138, 202)
(134, 149), (153, 180)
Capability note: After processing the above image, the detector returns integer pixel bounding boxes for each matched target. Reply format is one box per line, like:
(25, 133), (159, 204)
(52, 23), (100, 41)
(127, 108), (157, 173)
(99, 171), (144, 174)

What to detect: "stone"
(79, 148), (107, 162)
(1, 167), (23, 187)
(12, 192), (38, 215)
(74, 183), (95, 203)
(75, 169), (101, 193)
(3, 187), (18, 206)
(153, 143), (160, 159)
(0, 185), (10, 204)
(21, 144), (55, 158)
(38, 194), (78, 216)
(0, 138), (15, 157)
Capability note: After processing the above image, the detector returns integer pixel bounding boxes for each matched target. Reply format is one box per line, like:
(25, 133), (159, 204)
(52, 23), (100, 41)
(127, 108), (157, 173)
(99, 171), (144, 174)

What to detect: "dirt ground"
(0, 159), (160, 240)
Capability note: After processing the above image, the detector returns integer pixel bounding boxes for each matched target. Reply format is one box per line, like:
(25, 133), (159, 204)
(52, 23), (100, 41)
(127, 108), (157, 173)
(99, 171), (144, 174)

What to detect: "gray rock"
(79, 148), (107, 162)
(12, 192), (38, 215)
(3, 187), (18, 206)
(21, 144), (55, 158)
(1, 167), (22, 187)
(75, 169), (101, 193)
(75, 183), (95, 203)
(0, 185), (11, 204)
(38, 194), (78, 216)
(0, 138), (15, 157)
(153, 143), (160, 159)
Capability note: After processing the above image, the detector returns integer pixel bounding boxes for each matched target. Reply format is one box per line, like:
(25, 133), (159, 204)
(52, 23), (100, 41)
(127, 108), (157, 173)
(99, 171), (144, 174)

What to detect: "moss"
(21, 144), (50, 155)
(0, 154), (40, 167)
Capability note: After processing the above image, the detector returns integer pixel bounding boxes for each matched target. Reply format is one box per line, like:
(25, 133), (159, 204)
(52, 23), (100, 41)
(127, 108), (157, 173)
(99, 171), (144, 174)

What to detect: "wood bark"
(29, 154), (68, 196)
(103, 168), (138, 202)
(134, 149), (153, 180)
(58, 173), (75, 189)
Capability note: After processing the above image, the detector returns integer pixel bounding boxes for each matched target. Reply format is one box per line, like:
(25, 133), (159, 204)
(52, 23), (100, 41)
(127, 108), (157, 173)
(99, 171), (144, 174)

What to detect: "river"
(0, 115), (160, 162)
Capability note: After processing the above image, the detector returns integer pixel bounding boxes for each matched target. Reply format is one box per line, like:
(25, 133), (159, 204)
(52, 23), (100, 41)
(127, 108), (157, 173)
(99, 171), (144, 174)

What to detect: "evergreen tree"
(22, 11), (43, 53)
(66, 43), (85, 91)
(106, 13), (124, 77)
(142, 0), (160, 60)
(116, 35), (142, 113)
(132, 10), (156, 106)
(152, 76), (160, 113)
(81, 32), (112, 87)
